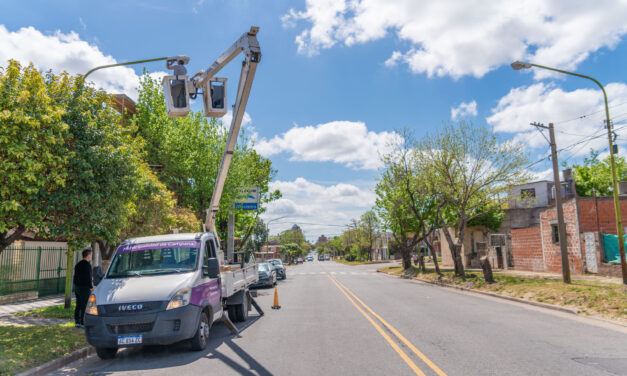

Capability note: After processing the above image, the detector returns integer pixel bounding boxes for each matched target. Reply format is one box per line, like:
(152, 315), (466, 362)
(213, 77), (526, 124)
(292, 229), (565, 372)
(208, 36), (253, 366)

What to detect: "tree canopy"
(569, 150), (627, 197)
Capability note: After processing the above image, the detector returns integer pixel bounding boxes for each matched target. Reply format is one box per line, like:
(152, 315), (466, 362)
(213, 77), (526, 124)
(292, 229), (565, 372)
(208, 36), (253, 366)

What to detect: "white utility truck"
(84, 27), (262, 359)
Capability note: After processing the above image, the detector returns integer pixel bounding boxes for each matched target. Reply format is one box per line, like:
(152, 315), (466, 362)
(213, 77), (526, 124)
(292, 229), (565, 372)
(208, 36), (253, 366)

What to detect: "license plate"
(117, 335), (142, 345)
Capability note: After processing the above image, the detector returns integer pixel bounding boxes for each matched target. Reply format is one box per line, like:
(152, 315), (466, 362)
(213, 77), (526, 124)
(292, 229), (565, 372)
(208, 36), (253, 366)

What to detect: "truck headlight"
(86, 294), (98, 316)
(166, 287), (191, 310)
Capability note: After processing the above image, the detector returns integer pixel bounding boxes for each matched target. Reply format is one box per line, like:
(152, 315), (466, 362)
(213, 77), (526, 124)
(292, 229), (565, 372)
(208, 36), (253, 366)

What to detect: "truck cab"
(84, 232), (257, 359)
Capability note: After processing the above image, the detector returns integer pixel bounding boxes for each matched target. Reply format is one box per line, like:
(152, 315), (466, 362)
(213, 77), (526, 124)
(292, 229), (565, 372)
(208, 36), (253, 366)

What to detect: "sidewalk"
(0, 295), (74, 325)
(0, 294), (67, 317)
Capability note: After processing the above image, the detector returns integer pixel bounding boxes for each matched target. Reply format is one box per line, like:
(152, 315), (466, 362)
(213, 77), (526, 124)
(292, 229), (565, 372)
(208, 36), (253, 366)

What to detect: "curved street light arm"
(84, 56), (169, 78)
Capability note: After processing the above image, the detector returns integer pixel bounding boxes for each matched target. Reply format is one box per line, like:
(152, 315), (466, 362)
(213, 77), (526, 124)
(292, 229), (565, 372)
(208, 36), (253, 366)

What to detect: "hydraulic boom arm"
(195, 27), (261, 242)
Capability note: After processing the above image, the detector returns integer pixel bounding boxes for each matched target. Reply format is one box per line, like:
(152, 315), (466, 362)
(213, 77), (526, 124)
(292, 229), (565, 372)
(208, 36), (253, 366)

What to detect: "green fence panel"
(0, 247), (75, 297)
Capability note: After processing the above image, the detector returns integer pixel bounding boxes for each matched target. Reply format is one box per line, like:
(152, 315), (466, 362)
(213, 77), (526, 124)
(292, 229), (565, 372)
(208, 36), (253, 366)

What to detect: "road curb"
(16, 346), (95, 376)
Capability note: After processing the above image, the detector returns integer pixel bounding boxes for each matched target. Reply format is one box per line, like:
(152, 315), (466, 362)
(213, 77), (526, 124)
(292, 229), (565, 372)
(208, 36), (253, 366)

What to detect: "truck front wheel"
(189, 311), (210, 351)
(96, 347), (118, 359)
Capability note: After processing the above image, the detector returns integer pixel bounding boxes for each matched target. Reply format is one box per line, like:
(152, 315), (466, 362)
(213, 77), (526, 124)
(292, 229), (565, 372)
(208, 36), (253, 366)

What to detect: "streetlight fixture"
(511, 61), (627, 285)
(263, 216), (290, 261)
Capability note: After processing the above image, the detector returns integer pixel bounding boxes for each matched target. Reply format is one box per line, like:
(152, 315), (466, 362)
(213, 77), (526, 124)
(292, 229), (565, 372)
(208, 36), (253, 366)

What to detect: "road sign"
(235, 186), (259, 210)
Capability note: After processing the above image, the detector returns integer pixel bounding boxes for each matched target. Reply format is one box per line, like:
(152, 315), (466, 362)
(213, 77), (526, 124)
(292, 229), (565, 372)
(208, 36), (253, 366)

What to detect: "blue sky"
(3, 1), (627, 240)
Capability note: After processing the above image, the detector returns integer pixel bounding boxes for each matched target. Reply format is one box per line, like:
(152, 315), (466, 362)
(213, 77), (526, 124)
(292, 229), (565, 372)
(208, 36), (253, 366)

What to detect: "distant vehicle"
(318, 255), (324, 261)
(296, 257), (304, 264)
(324, 254), (330, 261)
(306, 256), (313, 262)
(252, 262), (276, 288)
(268, 259), (286, 280)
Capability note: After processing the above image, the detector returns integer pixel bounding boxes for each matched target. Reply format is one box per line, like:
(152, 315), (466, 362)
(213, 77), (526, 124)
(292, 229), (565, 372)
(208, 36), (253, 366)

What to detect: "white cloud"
(451, 100), (477, 120)
(284, 0), (627, 79)
(487, 82), (627, 157)
(261, 177), (376, 241)
(221, 110), (252, 129)
(0, 25), (148, 98)
(254, 121), (399, 170)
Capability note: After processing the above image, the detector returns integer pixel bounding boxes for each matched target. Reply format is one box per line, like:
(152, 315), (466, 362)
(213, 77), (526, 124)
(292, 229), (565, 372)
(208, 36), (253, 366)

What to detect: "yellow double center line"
(328, 274), (447, 376)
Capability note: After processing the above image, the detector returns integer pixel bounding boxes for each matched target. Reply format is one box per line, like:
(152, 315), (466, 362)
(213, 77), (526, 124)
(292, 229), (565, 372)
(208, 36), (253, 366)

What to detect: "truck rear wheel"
(96, 347), (118, 359)
(189, 311), (210, 351)
(230, 291), (249, 322)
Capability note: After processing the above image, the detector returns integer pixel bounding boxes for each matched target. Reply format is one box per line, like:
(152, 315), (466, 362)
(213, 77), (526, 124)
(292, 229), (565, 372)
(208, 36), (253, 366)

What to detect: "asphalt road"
(51, 259), (627, 376)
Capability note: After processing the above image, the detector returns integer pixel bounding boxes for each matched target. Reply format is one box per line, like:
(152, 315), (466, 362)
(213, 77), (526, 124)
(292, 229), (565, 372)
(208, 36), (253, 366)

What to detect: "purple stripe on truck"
(191, 279), (221, 306)
(116, 240), (200, 254)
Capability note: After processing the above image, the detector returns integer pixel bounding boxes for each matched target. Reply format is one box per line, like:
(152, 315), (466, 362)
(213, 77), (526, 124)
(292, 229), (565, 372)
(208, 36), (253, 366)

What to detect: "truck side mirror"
(203, 258), (220, 278)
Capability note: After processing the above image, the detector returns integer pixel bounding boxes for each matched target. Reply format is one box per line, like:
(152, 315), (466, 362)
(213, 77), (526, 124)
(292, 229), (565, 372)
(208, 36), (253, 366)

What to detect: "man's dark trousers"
(74, 285), (91, 325)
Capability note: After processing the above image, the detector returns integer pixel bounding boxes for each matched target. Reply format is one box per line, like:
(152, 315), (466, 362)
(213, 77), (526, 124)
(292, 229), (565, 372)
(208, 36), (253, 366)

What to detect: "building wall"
(511, 226), (544, 272)
(577, 197), (627, 234)
(539, 199), (584, 274)
(440, 227), (489, 268)
(508, 181), (552, 208)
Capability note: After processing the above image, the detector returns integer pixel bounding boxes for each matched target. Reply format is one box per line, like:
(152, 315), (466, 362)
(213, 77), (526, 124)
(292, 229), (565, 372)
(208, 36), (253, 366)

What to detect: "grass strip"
(14, 303), (75, 320)
(0, 323), (87, 375)
(379, 265), (627, 323)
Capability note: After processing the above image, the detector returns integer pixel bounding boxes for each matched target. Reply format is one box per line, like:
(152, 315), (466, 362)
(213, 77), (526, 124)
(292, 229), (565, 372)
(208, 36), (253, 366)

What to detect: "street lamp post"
(512, 61), (627, 284)
(263, 216), (289, 261)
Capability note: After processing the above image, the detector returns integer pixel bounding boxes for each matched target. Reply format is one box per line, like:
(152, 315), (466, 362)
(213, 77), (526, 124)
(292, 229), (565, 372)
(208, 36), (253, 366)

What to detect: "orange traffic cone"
(271, 285), (281, 309)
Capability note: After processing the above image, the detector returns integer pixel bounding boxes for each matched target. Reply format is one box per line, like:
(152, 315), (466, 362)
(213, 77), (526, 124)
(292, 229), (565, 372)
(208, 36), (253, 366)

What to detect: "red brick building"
(509, 196), (627, 276)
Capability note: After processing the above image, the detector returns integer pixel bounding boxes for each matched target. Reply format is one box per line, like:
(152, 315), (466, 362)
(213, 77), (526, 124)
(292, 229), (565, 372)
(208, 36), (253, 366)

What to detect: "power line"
(554, 101), (627, 125)
(525, 124), (627, 171)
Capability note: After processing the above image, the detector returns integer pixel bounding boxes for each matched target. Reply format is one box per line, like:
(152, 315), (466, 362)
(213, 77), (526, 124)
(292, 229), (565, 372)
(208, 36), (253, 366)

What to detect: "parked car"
(296, 257), (304, 264)
(268, 259), (286, 280)
(251, 262), (276, 288)
(318, 255), (324, 261)
(324, 254), (330, 261)
(306, 256), (313, 262)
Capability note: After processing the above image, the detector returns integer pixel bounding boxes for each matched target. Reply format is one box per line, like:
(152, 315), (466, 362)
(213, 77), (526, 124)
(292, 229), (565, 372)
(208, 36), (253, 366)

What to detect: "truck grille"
(108, 322), (154, 335)
(100, 301), (165, 316)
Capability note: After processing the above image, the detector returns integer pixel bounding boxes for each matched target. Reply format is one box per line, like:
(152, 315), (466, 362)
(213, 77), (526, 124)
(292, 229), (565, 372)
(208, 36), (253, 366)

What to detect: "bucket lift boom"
(192, 27), (261, 241)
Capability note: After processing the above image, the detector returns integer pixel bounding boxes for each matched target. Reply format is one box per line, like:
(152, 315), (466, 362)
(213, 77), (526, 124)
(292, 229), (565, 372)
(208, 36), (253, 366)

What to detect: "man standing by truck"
(73, 248), (93, 328)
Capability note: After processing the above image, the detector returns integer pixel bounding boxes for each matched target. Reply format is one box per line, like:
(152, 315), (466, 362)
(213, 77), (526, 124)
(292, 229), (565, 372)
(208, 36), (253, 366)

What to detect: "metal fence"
(0, 247), (78, 297)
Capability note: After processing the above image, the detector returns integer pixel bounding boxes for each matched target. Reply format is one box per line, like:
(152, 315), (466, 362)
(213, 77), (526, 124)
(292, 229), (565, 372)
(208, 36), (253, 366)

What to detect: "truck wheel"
(227, 305), (237, 321)
(234, 291), (249, 322)
(96, 347), (118, 360)
(189, 311), (210, 351)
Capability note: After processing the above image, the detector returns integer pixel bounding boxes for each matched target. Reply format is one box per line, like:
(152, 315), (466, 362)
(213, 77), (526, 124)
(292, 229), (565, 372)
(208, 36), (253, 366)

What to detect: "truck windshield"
(107, 244), (199, 278)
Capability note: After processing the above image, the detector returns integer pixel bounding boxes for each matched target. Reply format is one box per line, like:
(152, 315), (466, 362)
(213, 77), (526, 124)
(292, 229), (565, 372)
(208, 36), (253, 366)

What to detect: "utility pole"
(532, 122), (571, 283)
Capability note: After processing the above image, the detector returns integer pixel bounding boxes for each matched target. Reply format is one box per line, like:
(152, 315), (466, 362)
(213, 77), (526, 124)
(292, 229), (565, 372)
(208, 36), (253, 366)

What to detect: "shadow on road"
(57, 314), (271, 375)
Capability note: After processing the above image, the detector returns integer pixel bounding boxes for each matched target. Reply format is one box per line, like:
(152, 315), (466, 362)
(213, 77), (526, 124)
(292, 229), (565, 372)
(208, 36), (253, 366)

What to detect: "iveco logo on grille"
(118, 304), (143, 312)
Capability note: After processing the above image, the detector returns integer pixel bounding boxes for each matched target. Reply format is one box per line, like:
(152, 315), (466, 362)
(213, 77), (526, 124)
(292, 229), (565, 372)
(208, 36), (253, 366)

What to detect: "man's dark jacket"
(73, 260), (93, 288)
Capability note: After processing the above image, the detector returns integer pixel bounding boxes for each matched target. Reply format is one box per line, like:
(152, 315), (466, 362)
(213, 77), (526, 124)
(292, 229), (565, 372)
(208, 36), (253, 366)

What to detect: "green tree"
(41, 75), (147, 307)
(569, 150), (627, 197)
(416, 121), (528, 277)
(376, 166), (421, 270)
(132, 74), (279, 242)
(381, 130), (444, 274)
(0, 61), (70, 254)
(359, 210), (380, 261)
(244, 217), (269, 256)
